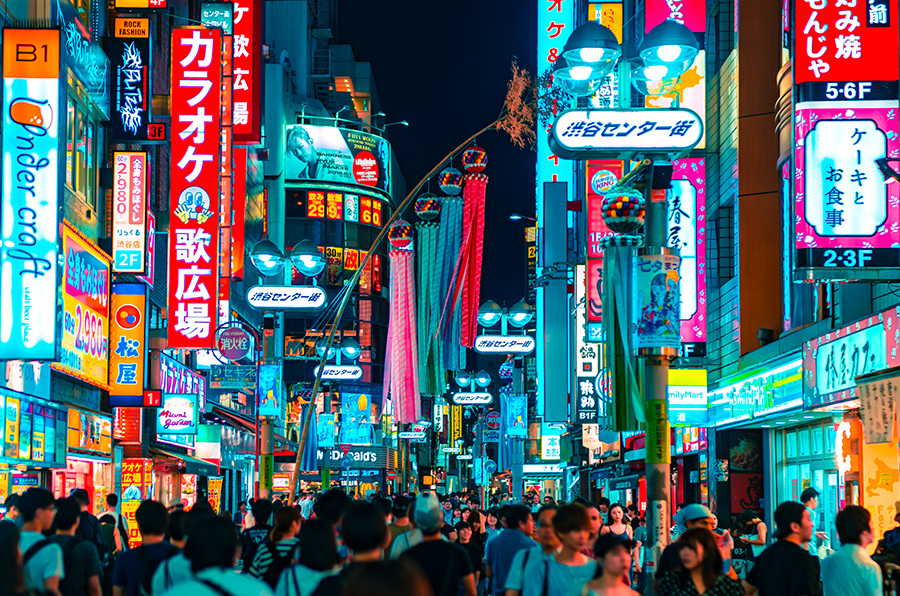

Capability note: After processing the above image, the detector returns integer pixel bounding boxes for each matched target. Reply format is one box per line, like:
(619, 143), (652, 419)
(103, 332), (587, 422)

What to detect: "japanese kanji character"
(807, 36), (828, 58)
(180, 30), (214, 68)
(582, 122), (602, 137)
(175, 266), (212, 300)
(177, 146), (214, 183)
(835, 34), (862, 59)
(233, 1), (248, 23)
(835, 10), (860, 31)
(178, 107), (213, 143)
(808, 58), (831, 78)
(670, 120), (695, 137)
(116, 363), (138, 385)
(174, 303), (212, 338)
(826, 187), (844, 205)
(637, 121), (657, 136)
(850, 169), (867, 186)
(115, 336), (141, 358)
(826, 209), (845, 227)
(234, 35), (251, 59)
(803, 11), (828, 34)
(826, 166), (844, 182)
(561, 120), (586, 137)
(175, 229), (213, 263)
(547, 21), (565, 38)
(870, 2), (888, 24)
(180, 72), (213, 107)
(234, 68), (250, 91)
(851, 128), (867, 145)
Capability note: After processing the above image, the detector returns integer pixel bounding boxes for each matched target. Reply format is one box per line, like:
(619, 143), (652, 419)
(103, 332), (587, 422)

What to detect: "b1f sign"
(0, 30), (62, 360)
(112, 153), (147, 273)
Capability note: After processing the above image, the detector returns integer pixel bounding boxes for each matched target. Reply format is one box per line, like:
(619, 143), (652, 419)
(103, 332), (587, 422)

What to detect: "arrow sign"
(451, 392), (493, 405)
(484, 459), (497, 473)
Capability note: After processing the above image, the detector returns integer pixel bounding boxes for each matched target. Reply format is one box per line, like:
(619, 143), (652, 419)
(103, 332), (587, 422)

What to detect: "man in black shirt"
(312, 502), (391, 596)
(747, 501), (822, 596)
(51, 497), (102, 596)
(238, 499), (272, 572)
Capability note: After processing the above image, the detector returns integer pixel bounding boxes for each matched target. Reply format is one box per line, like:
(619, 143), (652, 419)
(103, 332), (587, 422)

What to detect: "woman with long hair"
(656, 528), (742, 596)
(249, 506), (302, 587)
(275, 518), (341, 596)
(600, 505), (634, 541)
(583, 534), (638, 596)
(0, 523), (34, 596)
(485, 509), (501, 541)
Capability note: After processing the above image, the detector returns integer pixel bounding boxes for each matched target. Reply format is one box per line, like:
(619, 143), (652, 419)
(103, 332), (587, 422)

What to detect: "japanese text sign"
(112, 153), (148, 272)
(541, 435), (561, 460)
(232, 0), (260, 143)
(55, 222), (111, 389)
(169, 28), (222, 348)
(106, 35), (153, 142)
(506, 394), (528, 437)
(257, 364), (282, 417)
(246, 285), (327, 310)
(109, 284), (147, 406)
(473, 335), (536, 354)
(157, 393), (198, 435)
(645, 0), (707, 32)
(669, 159), (707, 344)
(121, 459), (152, 548)
(857, 373), (897, 443)
(0, 29), (61, 361)
(586, 161), (623, 258)
(451, 393), (493, 405)
(138, 211), (156, 287)
(314, 365), (364, 380)
(156, 352), (207, 411)
(537, 0), (575, 189)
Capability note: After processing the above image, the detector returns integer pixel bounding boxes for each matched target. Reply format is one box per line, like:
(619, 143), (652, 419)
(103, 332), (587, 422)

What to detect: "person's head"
(455, 521), (472, 542)
(343, 559), (433, 596)
(461, 508), (471, 522)
(314, 490), (353, 526)
(675, 504), (714, 532)
(54, 497), (82, 533)
(711, 514), (718, 530)
(70, 489), (90, 512)
(593, 533), (634, 578)
(341, 502), (389, 554)
(741, 509), (759, 523)
(299, 518), (341, 571)
(597, 497), (610, 513)
(442, 499), (452, 511)
(185, 515), (239, 572)
(774, 501), (814, 543)
(836, 505), (874, 547)
(677, 528), (723, 588)
(544, 496), (554, 504)
(250, 498), (273, 526)
(800, 488), (819, 508)
(392, 496), (411, 520)
(487, 509), (499, 528)
(0, 521), (25, 595)
(608, 503), (626, 524)
(168, 510), (188, 545)
(452, 507), (461, 519)
(135, 500), (169, 537)
(675, 503), (684, 513)
(413, 492), (444, 535)
(271, 506), (302, 542)
(238, 501), (247, 512)
(505, 505), (534, 536)
(373, 497), (392, 521)
(105, 494), (119, 509)
(536, 505), (561, 550)
(553, 503), (590, 553)
(18, 488), (56, 530)
(3, 494), (19, 520)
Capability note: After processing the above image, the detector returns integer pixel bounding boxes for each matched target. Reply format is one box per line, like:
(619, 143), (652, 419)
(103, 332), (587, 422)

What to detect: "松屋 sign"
(451, 393), (493, 405)
(112, 153), (148, 272)
(474, 335), (535, 354)
(314, 365), (363, 381)
(157, 393), (198, 435)
(550, 109), (703, 159)
(247, 286), (327, 310)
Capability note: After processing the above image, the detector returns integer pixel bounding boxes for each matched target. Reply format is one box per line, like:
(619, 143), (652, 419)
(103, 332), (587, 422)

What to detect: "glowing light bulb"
(644, 65), (669, 80)
(570, 66), (594, 81)
(656, 45), (682, 63)
(579, 48), (605, 63)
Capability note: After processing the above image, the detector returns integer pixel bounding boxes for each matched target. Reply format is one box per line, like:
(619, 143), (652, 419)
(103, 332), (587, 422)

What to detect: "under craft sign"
(247, 286), (327, 310)
(550, 108), (703, 159)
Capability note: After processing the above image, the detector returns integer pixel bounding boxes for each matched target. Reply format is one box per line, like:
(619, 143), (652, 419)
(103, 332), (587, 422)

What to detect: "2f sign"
(3, 30), (59, 79)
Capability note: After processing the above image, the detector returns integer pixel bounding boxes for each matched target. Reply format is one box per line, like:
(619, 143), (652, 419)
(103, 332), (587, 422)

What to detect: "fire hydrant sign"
(156, 393), (198, 435)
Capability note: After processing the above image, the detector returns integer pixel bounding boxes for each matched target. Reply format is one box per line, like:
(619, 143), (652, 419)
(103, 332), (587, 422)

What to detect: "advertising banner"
(109, 284), (147, 406)
(112, 153), (148, 272)
(138, 211), (156, 287)
(207, 476), (223, 513)
(231, 0), (261, 143)
(450, 405), (463, 444)
(67, 409), (112, 455)
(157, 393), (198, 435)
(0, 29), (61, 361)
(169, 28), (222, 348)
(669, 159), (707, 350)
(586, 161), (623, 259)
(857, 375), (898, 444)
(121, 459), (152, 547)
(506, 394), (528, 437)
(156, 353), (207, 410)
(209, 365), (256, 389)
(257, 364), (282, 417)
(667, 369), (708, 427)
(54, 223), (111, 389)
(105, 35), (153, 142)
(340, 393), (373, 445)
(285, 125), (391, 194)
(634, 253), (682, 350)
(318, 413), (336, 449)
(646, 53), (707, 149)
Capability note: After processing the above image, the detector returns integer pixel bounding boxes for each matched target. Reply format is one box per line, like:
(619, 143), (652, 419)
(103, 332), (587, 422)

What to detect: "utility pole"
(259, 313), (276, 499)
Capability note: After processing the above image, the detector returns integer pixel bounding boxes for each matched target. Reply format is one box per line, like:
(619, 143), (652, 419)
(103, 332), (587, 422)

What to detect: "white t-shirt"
(152, 552), (193, 595)
(20, 531), (64, 591)
(159, 566), (272, 596)
(275, 564), (339, 596)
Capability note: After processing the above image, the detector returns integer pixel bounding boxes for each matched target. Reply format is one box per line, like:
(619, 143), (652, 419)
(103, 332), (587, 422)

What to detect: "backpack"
(134, 544), (180, 596)
(261, 541), (296, 588)
(239, 527), (271, 573)
(54, 537), (85, 596)
(23, 539), (53, 565)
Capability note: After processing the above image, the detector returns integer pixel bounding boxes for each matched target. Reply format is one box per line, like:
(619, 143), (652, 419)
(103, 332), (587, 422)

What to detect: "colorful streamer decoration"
(384, 228), (421, 424)
(436, 196), (465, 372)
(416, 221), (444, 395)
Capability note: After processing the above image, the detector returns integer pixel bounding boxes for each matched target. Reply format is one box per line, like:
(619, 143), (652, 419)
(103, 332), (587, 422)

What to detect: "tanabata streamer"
(384, 226), (421, 424)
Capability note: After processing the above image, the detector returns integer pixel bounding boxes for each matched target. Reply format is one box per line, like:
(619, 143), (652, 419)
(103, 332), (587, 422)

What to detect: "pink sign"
(670, 158), (706, 344)
(645, 0), (706, 33)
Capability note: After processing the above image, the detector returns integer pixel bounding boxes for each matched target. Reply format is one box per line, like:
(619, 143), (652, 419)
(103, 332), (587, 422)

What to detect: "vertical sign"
(138, 210), (156, 287)
(105, 32), (153, 142)
(121, 459), (152, 548)
(525, 226), (537, 303)
(232, 148), (247, 280)
(112, 152), (148, 273)
(635, 253), (682, 350)
(232, 0), (261, 144)
(257, 364), (282, 417)
(169, 28), (222, 348)
(537, 0), (574, 189)
(450, 404), (462, 445)
(109, 284), (147, 407)
(218, 33), (234, 289)
(574, 265), (599, 424)
(0, 29), (61, 360)
(669, 159), (706, 354)
(585, 161), (623, 341)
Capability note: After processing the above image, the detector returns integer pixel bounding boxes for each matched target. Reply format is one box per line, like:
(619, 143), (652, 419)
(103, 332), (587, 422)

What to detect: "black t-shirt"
(49, 536), (101, 596)
(747, 540), (822, 596)
(402, 540), (475, 596)
(459, 540), (484, 574)
(657, 542), (682, 576)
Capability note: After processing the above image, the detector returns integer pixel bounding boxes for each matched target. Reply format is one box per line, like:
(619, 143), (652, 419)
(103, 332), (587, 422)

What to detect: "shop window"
(799, 428), (810, 457)
(824, 424), (836, 454)
(66, 98), (98, 208)
(812, 425), (823, 455)
(715, 207), (735, 282)
(787, 430), (797, 459)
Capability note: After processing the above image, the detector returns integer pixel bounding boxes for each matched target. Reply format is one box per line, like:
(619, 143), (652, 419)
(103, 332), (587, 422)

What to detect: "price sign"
(372, 201), (382, 227)
(307, 191), (325, 218)
(360, 197), (372, 225)
(326, 192), (343, 220)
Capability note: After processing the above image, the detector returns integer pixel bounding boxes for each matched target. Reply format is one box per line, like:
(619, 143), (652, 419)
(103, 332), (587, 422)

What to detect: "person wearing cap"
(584, 533), (639, 596)
(504, 505), (561, 596)
(485, 505), (535, 596)
(745, 501), (821, 596)
(521, 504), (597, 596)
(656, 504), (717, 579)
(820, 505), (882, 596)
(387, 496), (413, 554)
(400, 492), (476, 596)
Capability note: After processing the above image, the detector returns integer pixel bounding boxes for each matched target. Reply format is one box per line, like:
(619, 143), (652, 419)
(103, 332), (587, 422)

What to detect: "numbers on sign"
(823, 249), (838, 266)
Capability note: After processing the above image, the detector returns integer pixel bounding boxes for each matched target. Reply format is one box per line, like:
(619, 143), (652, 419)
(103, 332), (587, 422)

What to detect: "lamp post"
(509, 213), (538, 222)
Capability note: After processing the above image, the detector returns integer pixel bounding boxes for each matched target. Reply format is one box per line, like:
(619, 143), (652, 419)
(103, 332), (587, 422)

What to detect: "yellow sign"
(208, 477), (224, 513)
(588, 3), (624, 43)
(862, 439), (900, 552)
(646, 399), (671, 464)
(260, 454), (274, 491)
(114, 18), (150, 38)
(450, 405), (462, 445)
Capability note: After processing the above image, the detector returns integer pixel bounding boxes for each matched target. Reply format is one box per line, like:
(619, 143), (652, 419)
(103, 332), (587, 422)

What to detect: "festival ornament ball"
(462, 146), (488, 173)
(388, 219), (414, 250)
(414, 192), (442, 221)
(601, 185), (645, 234)
(438, 167), (463, 196)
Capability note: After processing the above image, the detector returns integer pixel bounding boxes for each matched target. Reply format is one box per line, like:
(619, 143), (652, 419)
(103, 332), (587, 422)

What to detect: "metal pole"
(259, 313), (276, 499)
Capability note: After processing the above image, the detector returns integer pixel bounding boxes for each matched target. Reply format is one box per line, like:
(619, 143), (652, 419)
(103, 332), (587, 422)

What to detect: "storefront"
(276, 445), (394, 497)
(53, 408), (114, 516)
(522, 463), (566, 501)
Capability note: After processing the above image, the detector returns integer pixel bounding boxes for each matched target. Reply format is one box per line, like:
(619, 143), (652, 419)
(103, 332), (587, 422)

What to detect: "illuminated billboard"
(105, 35), (154, 142)
(232, 0), (261, 144)
(112, 152), (148, 272)
(285, 125), (391, 194)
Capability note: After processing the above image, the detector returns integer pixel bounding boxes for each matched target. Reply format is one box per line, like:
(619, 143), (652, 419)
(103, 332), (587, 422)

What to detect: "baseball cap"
(773, 501), (806, 539)
(594, 532), (636, 558)
(392, 496), (411, 518)
(674, 504), (713, 529)
(414, 492), (444, 533)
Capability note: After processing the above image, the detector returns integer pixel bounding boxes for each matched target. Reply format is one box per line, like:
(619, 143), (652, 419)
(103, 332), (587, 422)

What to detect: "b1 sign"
(474, 335), (535, 355)
(247, 286), (327, 310)
(550, 109), (703, 159)
(451, 392), (492, 405)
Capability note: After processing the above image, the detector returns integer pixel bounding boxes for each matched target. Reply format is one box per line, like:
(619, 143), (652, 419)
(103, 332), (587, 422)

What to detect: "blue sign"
(317, 413), (336, 449)
(156, 393), (198, 435)
(506, 394), (528, 437)
(340, 456), (352, 468)
(484, 459), (497, 474)
(257, 364), (282, 417)
(339, 393), (373, 445)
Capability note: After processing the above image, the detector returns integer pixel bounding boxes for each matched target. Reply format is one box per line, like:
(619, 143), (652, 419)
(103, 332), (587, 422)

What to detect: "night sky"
(338, 2), (538, 307)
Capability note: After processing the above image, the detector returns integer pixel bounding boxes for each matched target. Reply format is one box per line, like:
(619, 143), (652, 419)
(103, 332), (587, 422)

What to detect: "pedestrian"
(400, 493), (476, 596)
(820, 505), (882, 596)
(239, 499), (273, 573)
(3, 494), (23, 528)
(389, 500), (430, 560)
(112, 500), (179, 596)
(485, 510), (502, 543)
(50, 497), (102, 596)
(98, 516), (119, 573)
(521, 504), (597, 596)
(582, 533), (638, 596)
(655, 528), (740, 596)
(150, 509), (195, 594)
(249, 506), (301, 588)
(0, 522), (38, 596)
(800, 488), (829, 556)
(655, 504), (716, 578)
(234, 502), (247, 526)
(737, 509), (767, 571)
(504, 505), (561, 596)
(745, 501), (822, 596)
(456, 521), (484, 587)
(18, 488), (64, 596)
(373, 498), (393, 525)
(485, 505), (534, 596)
(443, 499), (455, 525)
(601, 505), (634, 542)
(597, 499), (610, 526)
(297, 495), (313, 523)
(584, 504), (603, 557)
(70, 491), (106, 565)
(158, 515), (273, 596)
(631, 517), (648, 592)
(275, 518), (340, 596)
(242, 499), (257, 532)
(311, 502), (392, 596)
(342, 559), (432, 596)
(102, 496), (128, 555)
(387, 497), (412, 554)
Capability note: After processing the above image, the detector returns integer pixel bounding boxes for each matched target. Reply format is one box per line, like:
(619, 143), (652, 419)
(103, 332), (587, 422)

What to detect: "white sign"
(541, 435), (561, 460)
(550, 108), (703, 159)
(815, 325), (886, 397)
(522, 463), (564, 475)
(314, 365), (363, 380)
(457, 454), (473, 460)
(474, 335), (535, 354)
(451, 392), (493, 405)
(398, 431), (426, 440)
(857, 376), (897, 444)
(442, 447), (461, 453)
(247, 285), (327, 310)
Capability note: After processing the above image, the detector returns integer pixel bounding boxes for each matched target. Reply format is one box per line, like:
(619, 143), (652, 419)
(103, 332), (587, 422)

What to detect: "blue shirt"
(522, 558), (597, 596)
(485, 529), (535, 596)
(821, 543), (882, 596)
(505, 546), (558, 592)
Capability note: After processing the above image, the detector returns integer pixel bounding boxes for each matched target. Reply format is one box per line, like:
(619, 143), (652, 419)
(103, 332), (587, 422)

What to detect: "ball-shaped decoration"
(498, 359), (514, 384)
(601, 186), (646, 234)
(438, 167), (463, 196)
(388, 219), (414, 250)
(414, 192), (442, 221)
(462, 146), (488, 173)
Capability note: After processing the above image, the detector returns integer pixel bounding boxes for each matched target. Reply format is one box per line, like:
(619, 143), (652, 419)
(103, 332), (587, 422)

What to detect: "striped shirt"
(249, 538), (300, 580)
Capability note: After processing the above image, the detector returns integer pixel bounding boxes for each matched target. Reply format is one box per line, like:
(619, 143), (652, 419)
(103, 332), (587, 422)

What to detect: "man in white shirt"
(821, 505), (882, 596)
(504, 505), (560, 596)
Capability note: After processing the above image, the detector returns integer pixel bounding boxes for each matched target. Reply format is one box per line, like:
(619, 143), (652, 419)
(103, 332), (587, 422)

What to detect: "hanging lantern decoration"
(414, 192), (442, 221)
(438, 167), (463, 196)
(389, 219), (414, 250)
(462, 145), (488, 173)
(601, 186), (645, 234)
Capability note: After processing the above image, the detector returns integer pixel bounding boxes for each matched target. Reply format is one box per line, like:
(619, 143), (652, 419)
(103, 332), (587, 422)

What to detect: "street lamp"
(637, 19), (699, 78)
(364, 111), (386, 125)
(290, 239), (326, 277)
(384, 120), (409, 128)
(340, 338), (361, 360)
(507, 301), (535, 328)
(316, 339), (337, 361)
(474, 370), (492, 389)
(477, 301), (503, 327)
(454, 370), (472, 387)
(249, 239), (286, 276)
(509, 213), (537, 222)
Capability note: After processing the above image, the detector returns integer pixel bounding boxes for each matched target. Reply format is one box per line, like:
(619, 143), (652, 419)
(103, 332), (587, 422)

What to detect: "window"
(66, 97), (98, 207)
(715, 207), (735, 282)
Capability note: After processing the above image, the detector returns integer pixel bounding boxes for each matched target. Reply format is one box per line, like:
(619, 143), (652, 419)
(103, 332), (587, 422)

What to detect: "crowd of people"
(0, 486), (893, 596)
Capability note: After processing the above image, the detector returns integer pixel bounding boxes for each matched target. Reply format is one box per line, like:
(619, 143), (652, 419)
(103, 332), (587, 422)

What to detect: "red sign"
(387, 470), (397, 481)
(485, 411), (501, 430)
(232, 148), (247, 280)
(586, 161), (623, 259)
(216, 327), (252, 360)
(143, 390), (161, 407)
(168, 28), (222, 348)
(353, 151), (379, 186)
(232, 0), (261, 144)
(340, 444), (351, 455)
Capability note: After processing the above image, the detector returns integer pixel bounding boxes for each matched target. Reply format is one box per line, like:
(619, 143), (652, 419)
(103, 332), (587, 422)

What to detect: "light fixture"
(629, 65), (681, 97)
(561, 21), (621, 73)
(507, 300), (534, 328)
(638, 19), (699, 80)
(384, 120), (409, 128)
(290, 239), (326, 276)
(340, 338), (361, 360)
(802, 415), (815, 419)
(316, 339), (336, 360)
(454, 370), (472, 387)
(474, 370), (491, 388)
(249, 239), (286, 276)
(477, 300), (503, 328)
(509, 213), (537, 222)
(553, 57), (605, 98)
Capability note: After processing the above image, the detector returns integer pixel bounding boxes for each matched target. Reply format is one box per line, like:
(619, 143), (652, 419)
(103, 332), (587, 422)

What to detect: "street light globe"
(477, 300), (503, 328)
(553, 57), (605, 98)
(630, 65), (681, 97)
(340, 337), (361, 360)
(249, 239), (286, 276)
(316, 339), (336, 360)
(290, 239), (326, 277)
(639, 19), (699, 79)
(474, 370), (491, 388)
(507, 301), (534, 328)
(454, 370), (472, 387)
(562, 21), (622, 67)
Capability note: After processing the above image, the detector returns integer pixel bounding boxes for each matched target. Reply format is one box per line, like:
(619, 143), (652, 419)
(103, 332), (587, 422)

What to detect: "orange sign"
(108, 284), (147, 405)
(3, 30), (59, 79)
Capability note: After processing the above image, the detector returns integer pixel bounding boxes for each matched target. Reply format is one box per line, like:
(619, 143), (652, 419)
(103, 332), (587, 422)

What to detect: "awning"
(150, 448), (218, 477)
(209, 407), (256, 434)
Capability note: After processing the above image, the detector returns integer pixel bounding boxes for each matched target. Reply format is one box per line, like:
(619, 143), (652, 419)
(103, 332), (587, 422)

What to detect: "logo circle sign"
(353, 150), (379, 186)
(485, 410), (501, 430)
(115, 304), (142, 330)
(216, 327), (252, 360)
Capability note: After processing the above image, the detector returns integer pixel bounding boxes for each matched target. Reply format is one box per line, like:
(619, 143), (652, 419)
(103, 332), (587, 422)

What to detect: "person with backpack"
(112, 501), (178, 596)
(49, 498), (101, 596)
(102, 496), (128, 554)
(248, 507), (301, 588)
(504, 505), (560, 596)
(18, 488), (64, 596)
(239, 500), (273, 573)
(274, 518), (340, 596)
(150, 510), (194, 595)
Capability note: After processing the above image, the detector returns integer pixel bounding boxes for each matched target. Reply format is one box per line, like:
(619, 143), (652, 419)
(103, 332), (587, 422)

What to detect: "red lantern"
(462, 146), (488, 173)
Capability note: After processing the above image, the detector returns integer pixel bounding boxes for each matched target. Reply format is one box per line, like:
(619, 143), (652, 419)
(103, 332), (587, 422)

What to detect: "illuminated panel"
(360, 196), (373, 225)
(669, 159), (706, 349)
(326, 192), (343, 219)
(231, 0), (261, 143)
(307, 190), (325, 218)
